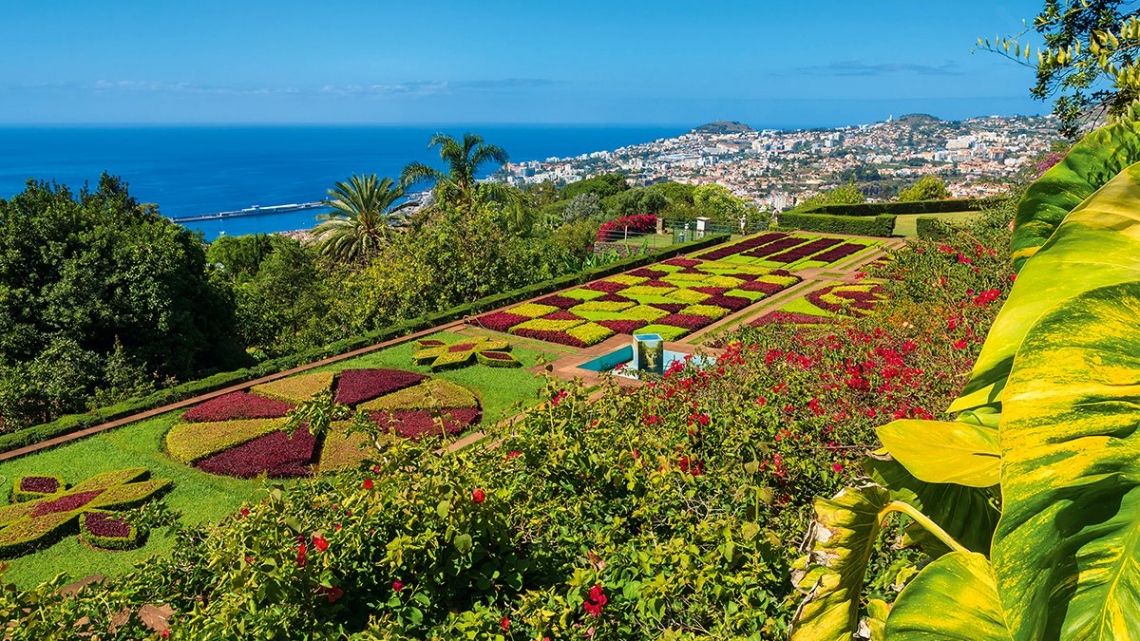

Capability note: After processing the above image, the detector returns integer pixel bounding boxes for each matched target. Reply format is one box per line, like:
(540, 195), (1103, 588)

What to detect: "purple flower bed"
(417, 339), (446, 348)
(807, 286), (878, 314)
(656, 313), (715, 330)
(31, 490), (104, 517)
(335, 369), (428, 407)
(596, 319), (649, 334)
(480, 351), (515, 361)
(627, 267), (668, 279)
(532, 295), (580, 309)
(812, 243), (866, 264)
(584, 280), (628, 293)
(766, 238), (843, 263)
(661, 257), (701, 268)
(475, 311), (531, 333)
(692, 287), (728, 296)
(544, 310), (585, 321)
(751, 311), (836, 327)
(83, 511), (131, 538)
(511, 328), (588, 347)
(701, 294), (753, 311)
(730, 273), (760, 281)
(739, 280), (794, 295)
(20, 476), (61, 494)
(182, 391), (294, 423)
(647, 302), (687, 314)
(593, 293), (635, 303)
(196, 428), (317, 478)
(448, 343), (477, 353)
(641, 279), (675, 288)
(368, 408), (482, 440)
(698, 232), (787, 260)
(741, 236), (811, 259)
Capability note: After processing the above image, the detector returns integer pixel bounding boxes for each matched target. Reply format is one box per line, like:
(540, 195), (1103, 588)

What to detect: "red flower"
(500, 616), (511, 631)
(584, 601), (604, 616)
(313, 535), (329, 552)
(551, 389), (569, 405)
(160, 630), (171, 639)
(362, 478), (374, 490)
(372, 465), (382, 474)
(506, 450), (522, 460)
(296, 543), (308, 568)
(392, 580), (404, 593)
(589, 584), (607, 605)
(832, 462), (844, 473)
(472, 488), (486, 504)
(952, 339), (968, 350)
(323, 586), (344, 603)
(239, 508), (250, 518)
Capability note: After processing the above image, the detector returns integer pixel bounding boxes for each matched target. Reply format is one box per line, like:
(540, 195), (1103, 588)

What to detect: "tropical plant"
(790, 125), (1140, 640)
(315, 174), (411, 264)
(399, 133), (510, 211)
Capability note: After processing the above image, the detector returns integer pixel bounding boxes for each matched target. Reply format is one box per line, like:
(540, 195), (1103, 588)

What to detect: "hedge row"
(916, 217), (955, 241)
(799, 197), (1003, 217)
(776, 213), (897, 237)
(0, 234), (729, 456)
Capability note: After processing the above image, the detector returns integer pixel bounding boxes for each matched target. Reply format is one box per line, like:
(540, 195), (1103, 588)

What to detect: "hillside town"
(498, 114), (1060, 210)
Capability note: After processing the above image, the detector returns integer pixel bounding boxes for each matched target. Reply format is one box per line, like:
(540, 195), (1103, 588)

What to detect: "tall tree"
(314, 174), (410, 264)
(400, 133), (510, 210)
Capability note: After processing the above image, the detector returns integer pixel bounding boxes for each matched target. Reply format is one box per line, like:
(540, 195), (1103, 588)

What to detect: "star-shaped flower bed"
(412, 337), (521, 370)
(0, 468), (171, 558)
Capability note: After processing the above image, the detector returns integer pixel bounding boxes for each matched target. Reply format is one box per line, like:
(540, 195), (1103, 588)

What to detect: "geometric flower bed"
(0, 468), (170, 558)
(751, 282), (886, 326)
(164, 369), (482, 479)
(412, 337), (522, 370)
(695, 231), (876, 268)
(473, 249), (802, 347)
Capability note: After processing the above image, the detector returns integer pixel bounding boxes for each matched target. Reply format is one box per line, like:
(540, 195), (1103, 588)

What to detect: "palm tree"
(400, 133), (510, 211)
(313, 174), (410, 264)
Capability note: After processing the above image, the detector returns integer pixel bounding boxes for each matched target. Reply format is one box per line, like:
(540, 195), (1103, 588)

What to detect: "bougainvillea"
(596, 214), (657, 241)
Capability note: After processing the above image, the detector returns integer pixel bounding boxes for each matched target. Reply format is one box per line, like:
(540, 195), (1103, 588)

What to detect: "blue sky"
(0, 0), (1048, 126)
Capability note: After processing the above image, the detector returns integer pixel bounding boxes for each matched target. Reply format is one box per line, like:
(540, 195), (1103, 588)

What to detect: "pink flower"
(472, 488), (486, 504)
(392, 580), (404, 593)
(832, 462), (844, 473)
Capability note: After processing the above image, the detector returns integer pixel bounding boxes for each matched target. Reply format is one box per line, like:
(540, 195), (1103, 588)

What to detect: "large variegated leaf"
(885, 552), (1013, 640)
(994, 283), (1140, 641)
(876, 418), (1000, 487)
(864, 456), (999, 556)
(1011, 109), (1140, 269)
(951, 161), (1140, 413)
(790, 485), (892, 641)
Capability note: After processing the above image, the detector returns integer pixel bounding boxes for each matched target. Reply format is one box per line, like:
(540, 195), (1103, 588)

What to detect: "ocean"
(0, 125), (687, 240)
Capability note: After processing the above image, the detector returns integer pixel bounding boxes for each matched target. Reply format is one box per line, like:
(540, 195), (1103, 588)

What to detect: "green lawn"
(893, 211), (982, 237)
(0, 329), (554, 588)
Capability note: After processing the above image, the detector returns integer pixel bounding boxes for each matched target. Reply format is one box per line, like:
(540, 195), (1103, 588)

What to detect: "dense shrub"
(798, 196), (1002, 216)
(777, 212), (897, 237)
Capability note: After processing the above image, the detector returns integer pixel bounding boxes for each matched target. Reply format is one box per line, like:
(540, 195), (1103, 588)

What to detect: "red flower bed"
(20, 476), (61, 494)
(741, 236), (811, 259)
(335, 369), (428, 407)
(806, 286), (877, 315)
(584, 280), (628, 293)
(448, 343), (477, 353)
(698, 232), (788, 260)
(31, 490), (104, 517)
(766, 238), (843, 263)
(701, 294), (753, 311)
(692, 287), (728, 296)
(750, 311), (835, 327)
(417, 339), (446, 348)
(480, 351), (515, 361)
(730, 273), (760, 281)
(596, 214), (657, 241)
(594, 293), (635, 303)
(656, 313), (715, 330)
(182, 391), (294, 423)
(641, 279), (675, 288)
(196, 428), (317, 478)
(596, 319), (649, 334)
(368, 408), (482, 440)
(626, 267), (668, 279)
(532, 295), (580, 309)
(661, 257), (701, 268)
(739, 280), (794, 295)
(475, 311), (530, 333)
(648, 303), (687, 314)
(83, 512), (131, 538)
(812, 243), (866, 264)
(510, 328), (588, 347)
(544, 310), (585, 321)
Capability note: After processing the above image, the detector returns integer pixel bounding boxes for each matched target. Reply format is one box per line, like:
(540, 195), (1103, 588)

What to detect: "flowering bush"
(596, 214), (657, 241)
(181, 391), (294, 423)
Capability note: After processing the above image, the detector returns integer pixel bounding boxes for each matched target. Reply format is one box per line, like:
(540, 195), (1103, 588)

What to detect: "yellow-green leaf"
(885, 552), (1012, 640)
(995, 282), (1140, 640)
(876, 419), (1000, 487)
(952, 160), (1140, 413)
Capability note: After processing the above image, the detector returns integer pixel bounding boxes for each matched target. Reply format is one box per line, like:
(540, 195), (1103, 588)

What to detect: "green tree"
(898, 175), (952, 201)
(562, 192), (603, 223)
(979, 0), (1140, 136)
(400, 133), (510, 210)
(0, 175), (236, 428)
(559, 173), (629, 200)
(314, 174), (411, 264)
(797, 183), (867, 209)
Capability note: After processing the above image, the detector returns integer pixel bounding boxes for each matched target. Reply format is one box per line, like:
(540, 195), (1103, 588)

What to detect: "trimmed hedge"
(777, 213), (897, 237)
(916, 216), (954, 241)
(0, 234), (729, 456)
(799, 196), (1003, 217)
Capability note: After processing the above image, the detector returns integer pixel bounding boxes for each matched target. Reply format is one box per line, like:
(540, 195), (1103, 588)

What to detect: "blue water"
(0, 125), (686, 240)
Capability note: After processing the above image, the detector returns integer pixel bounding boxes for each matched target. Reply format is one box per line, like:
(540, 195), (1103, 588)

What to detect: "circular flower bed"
(165, 369), (482, 479)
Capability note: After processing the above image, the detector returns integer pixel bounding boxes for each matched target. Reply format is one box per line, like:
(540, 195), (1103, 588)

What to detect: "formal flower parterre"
(412, 337), (516, 371)
(181, 391), (295, 423)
